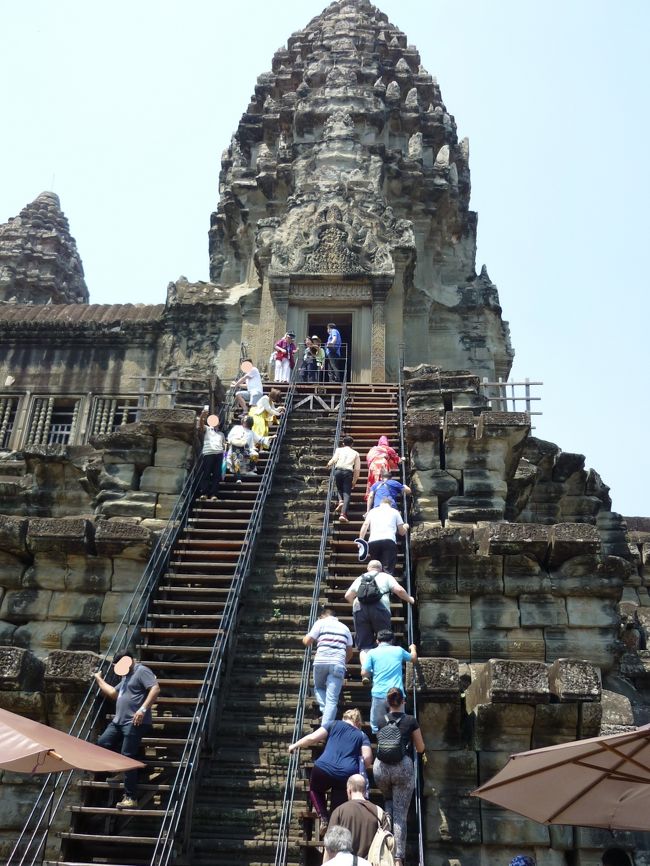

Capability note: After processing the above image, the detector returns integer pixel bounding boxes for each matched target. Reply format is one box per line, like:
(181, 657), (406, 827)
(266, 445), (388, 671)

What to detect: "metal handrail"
(150, 358), (302, 866)
(397, 345), (425, 866)
(8, 361), (242, 866)
(275, 369), (348, 866)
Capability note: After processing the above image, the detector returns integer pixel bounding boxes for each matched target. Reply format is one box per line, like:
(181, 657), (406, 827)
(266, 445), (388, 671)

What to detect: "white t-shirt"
(349, 570), (398, 612)
(332, 446), (360, 472)
(202, 427), (226, 455)
(366, 505), (404, 543)
(244, 367), (263, 397)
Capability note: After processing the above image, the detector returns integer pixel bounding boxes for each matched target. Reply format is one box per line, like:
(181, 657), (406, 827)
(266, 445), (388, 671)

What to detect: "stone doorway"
(307, 313), (352, 381)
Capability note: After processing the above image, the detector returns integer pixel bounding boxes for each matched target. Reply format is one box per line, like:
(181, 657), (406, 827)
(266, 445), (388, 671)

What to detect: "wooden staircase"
(48, 453), (271, 866)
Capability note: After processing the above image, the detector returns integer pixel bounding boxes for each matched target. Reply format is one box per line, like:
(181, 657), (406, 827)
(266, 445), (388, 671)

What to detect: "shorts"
(237, 390), (262, 406)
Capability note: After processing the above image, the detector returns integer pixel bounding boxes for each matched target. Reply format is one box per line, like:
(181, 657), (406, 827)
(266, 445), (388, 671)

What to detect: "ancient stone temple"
(0, 2), (648, 866)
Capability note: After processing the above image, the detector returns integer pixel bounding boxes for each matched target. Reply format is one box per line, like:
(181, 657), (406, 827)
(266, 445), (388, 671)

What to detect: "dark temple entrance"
(307, 313), (352, 381)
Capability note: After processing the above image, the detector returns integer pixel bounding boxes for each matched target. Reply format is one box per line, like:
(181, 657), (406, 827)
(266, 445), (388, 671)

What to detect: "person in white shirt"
(344, 560), (414, 667)
(327, 436), (360, 523)
(322, 826), (370, 866)
(198, 411), (226, 500)
(358, 497), (409, 574)
(232, 359), (263, 412)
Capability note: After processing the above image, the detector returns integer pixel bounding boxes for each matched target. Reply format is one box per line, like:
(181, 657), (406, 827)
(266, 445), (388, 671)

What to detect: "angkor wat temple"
(0, 2), (648, 865)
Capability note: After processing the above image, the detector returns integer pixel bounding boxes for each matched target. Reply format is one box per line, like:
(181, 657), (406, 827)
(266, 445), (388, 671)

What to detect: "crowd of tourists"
(269, 323), (345, 384)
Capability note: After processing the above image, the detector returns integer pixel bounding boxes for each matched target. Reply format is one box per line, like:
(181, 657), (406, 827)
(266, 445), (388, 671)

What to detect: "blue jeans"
(98, 720), (148, 798)
(370, 695), (389, 733)
(313, 663), (345, 725)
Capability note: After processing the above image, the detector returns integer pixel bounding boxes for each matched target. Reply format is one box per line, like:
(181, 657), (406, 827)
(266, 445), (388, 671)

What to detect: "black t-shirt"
(378, 712), (419, 757)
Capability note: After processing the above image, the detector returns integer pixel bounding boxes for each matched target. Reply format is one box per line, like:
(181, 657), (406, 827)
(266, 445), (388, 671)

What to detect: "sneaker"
(116, 796), (138, 809)
(236, 479), (243, 484)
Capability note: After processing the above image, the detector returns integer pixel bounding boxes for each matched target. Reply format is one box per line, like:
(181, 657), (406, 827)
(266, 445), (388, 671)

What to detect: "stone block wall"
(409, 657), (646, 865)
(411, 522), (627, 671)
(0, 409), (199, 854)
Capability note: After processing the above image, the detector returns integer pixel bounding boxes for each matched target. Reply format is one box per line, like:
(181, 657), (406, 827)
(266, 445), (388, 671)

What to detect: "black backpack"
(376, 716), (407, 764)
(356, 573), (388, 606)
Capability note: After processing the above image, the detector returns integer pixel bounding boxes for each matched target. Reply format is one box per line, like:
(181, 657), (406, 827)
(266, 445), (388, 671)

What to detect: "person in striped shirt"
(303, 605), (354, 725)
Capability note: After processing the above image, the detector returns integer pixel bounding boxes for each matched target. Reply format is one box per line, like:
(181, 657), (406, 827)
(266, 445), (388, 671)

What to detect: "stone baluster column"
(371, 278), (391, 383)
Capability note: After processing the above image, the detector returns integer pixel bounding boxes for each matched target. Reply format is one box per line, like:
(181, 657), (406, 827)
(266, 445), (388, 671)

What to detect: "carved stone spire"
(0, 192), (88, 304)
(209, 0), (514, 382)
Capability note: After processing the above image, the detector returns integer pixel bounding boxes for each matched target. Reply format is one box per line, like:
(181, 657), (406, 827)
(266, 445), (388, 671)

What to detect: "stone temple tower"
(208, 0), (513, 383)
(0, 3), (648, 866)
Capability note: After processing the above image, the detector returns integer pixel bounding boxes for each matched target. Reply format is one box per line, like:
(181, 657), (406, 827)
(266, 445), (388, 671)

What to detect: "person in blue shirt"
(325, 322), (342, 382)
(361, 629), (417, 733)
(367, 469), (411, 510)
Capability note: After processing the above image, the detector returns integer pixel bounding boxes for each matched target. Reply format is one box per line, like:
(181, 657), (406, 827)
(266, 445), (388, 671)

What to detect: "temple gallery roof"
(0, 303), (165, 326)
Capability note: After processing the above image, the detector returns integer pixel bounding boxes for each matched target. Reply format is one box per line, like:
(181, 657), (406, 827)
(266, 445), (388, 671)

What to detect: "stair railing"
(150, 359), (302, 866)
(7, 369), (241, 866)
(397, 345), (425, 866)
(274, 369), (348, 866)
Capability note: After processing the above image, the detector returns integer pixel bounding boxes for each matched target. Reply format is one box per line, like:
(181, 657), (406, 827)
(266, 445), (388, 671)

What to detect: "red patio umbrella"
(0, 707), (144, 774)
(472, 724), (650, 831)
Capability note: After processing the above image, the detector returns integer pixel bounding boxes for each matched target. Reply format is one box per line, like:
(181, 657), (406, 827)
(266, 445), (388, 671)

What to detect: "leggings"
(373, 756), (415, 859)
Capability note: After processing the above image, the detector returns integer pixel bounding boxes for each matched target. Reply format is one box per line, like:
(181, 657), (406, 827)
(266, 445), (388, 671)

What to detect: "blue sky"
(1, 0), (648, 516)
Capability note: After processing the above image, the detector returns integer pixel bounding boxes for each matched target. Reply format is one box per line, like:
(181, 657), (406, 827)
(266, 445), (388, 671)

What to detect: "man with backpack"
(344, 561), (414, 669)
(361, 630), (417, 733)
(324, 774), (393, 863)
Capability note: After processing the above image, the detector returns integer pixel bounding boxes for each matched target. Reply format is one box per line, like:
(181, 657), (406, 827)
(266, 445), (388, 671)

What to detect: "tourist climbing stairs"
(10, 374), (300, 866)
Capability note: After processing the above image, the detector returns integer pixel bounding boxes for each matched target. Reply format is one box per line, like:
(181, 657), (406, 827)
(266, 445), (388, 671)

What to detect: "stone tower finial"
(0, 192), (89, 305)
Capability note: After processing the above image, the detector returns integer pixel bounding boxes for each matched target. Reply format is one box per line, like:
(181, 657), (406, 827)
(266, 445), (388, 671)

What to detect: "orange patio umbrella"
(0, 707), (144, 775)
(472, 724), (650, 831)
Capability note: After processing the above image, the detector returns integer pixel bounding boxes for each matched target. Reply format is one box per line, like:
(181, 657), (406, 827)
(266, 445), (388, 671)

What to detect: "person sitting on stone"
(324, 774), (391, 862)
(344, 559), (414, 669)
(367, 469), (411, 511)
(322, 826), (371, 866)
(93, 650), (160, 810)
(248, 388), (285, 438)
(232, 358), (263, 412)
(226, 415), (270, 482)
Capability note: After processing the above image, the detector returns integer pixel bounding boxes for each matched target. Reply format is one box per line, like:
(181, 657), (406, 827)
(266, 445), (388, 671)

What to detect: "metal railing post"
(397, 344), (425, 866)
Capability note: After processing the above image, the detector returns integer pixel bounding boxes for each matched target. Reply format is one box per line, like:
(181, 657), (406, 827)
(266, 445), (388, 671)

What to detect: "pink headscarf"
(378, 436), (389, 446)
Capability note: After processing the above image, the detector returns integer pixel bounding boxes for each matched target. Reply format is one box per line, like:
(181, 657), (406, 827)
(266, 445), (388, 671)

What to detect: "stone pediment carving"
(265, 191), (414, 279)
